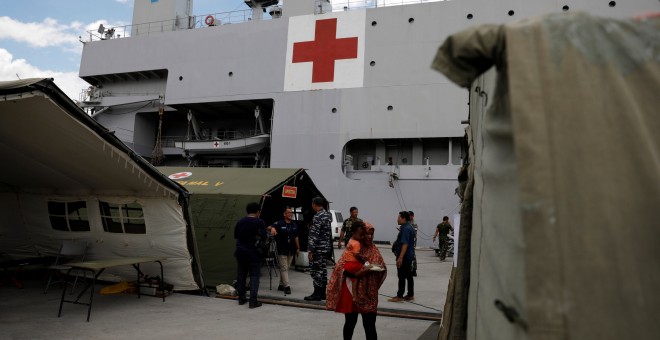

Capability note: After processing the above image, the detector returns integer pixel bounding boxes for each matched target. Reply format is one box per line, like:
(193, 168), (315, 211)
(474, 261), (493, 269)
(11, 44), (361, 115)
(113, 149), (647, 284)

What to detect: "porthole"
(228, 71), (233, 77)
(178, 76), (183, 81)
(329, 154), (335, 160)
(467, 13), (473, 20)
(387, 105), (393, 111)
(562, 5), (569, 11)
(371, 21), (377, 26)
(370, 61), (376, 66)
(331, 108), (337, 113)
(608, 1), (616, 7)
(508, 10), (515, 16)
(408, 18), (414, 23)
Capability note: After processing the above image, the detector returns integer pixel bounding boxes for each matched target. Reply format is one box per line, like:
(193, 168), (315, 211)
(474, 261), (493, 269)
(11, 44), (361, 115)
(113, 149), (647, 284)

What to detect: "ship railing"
(315, 0), (449, 14)
(162, 130), (267, 147)
(84, 9), (270, 42)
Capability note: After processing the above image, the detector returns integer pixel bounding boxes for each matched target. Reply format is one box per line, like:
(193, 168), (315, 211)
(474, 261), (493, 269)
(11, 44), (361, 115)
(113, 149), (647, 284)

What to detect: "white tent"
(0, 78), (202, 290)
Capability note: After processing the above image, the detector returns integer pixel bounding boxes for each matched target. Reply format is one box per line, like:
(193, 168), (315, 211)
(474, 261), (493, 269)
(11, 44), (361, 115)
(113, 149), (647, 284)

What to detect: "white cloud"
(0, 16), (80, 50)
(0, 48), (88, 102)
(115, 0), (130, 3)
(0, 16), (129, 52)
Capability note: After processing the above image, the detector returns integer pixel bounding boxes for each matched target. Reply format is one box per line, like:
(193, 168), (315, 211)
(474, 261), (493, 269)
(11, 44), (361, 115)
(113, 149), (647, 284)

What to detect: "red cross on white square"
(292, 18), (358, 83)
(284, 11), (366, 91)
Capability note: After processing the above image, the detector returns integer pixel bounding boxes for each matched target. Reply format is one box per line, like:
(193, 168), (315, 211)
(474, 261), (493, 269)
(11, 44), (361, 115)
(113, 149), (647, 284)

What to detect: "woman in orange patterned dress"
(327, 221), (387, 340)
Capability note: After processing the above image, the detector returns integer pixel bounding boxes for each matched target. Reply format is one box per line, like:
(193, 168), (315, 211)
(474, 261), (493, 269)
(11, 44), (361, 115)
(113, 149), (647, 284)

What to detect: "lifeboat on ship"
(175, 133), (270, 154)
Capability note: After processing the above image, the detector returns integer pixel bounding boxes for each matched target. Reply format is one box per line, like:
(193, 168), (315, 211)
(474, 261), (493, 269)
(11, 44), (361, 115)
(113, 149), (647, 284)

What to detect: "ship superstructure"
(78, 0), (656, 244)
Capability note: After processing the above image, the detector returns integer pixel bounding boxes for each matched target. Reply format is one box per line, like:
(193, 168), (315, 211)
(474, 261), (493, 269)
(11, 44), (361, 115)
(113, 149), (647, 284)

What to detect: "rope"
(150, 107), (164, 165)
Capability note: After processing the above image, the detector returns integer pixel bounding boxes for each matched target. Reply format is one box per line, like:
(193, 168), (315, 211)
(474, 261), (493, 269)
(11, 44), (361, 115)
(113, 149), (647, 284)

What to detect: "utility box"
(131, 0), (193, 36)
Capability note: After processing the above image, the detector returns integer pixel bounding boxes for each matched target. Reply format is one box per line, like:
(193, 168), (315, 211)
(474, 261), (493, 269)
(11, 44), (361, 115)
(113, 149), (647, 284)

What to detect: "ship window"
(423, 138), (449, 165)
(608, 1), (616, 7)
(562, 5), (569, 11)
(508, 10), (515, 16)
(451, 137), (463, 165)
(99, 202), (146, 234)
(48, 201), (90, 232)
(467, 13), (473, 19)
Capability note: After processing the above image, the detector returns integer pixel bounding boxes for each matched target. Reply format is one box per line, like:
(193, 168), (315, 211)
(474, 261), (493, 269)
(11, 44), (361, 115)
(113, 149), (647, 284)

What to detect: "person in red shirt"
(327, 221), (387, 340)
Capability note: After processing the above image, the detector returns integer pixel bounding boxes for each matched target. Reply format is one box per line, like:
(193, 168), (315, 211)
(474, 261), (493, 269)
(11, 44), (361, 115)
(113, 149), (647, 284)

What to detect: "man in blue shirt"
(234, 202), (267, 309)
(389, 211), (415, 302)
(267, 206), (300, 295)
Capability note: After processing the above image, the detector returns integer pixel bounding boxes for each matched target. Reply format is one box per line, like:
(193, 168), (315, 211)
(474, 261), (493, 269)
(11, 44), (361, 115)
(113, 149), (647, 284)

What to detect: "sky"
(0, 0), (257, 101)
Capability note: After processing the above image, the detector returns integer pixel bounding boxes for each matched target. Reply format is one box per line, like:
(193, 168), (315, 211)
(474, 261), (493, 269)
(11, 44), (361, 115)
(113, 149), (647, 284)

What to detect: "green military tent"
(158, 167), (326, 288)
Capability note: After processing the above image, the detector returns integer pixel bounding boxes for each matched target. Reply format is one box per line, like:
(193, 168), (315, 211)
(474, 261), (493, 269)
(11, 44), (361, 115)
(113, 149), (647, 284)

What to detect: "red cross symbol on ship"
(292, 18), (358, 83)
(213, 141), (220, 148)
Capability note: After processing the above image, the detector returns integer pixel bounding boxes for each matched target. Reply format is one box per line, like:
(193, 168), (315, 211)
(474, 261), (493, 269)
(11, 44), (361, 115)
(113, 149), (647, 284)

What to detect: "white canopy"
(0, 78), (202, 290)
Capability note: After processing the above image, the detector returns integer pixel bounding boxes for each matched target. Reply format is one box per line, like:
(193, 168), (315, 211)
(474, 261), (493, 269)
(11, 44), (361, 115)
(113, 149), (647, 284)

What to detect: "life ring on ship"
(205, 15), (215, 26)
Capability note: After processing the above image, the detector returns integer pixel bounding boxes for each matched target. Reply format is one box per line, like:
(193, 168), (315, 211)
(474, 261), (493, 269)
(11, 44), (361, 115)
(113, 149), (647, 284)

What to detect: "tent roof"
(0, 78), (187, 198)
(158, 167), (309, 196)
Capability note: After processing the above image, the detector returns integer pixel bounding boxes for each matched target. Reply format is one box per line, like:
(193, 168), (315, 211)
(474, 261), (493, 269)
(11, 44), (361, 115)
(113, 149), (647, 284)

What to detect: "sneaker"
(284, 286), (291, 295)
(388, 296), (404, 303)
(277, 284), (284, 291)
(249, 301), (262, 309)
(404, 295), (415, 301)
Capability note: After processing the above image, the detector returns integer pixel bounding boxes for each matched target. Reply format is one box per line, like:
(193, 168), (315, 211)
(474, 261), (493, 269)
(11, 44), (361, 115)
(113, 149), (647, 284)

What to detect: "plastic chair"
(43, 240), (88, 294)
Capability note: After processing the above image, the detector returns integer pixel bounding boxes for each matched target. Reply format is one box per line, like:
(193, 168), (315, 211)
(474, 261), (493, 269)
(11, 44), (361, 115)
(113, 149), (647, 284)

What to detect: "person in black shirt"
(234, 202), (267, 309)
(433, 216), (454, 261)
(267, 206), (300, 295)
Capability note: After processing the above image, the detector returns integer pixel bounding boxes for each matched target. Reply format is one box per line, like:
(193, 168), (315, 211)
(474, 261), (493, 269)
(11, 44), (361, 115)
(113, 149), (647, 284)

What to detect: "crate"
(139, 283), (173, 297)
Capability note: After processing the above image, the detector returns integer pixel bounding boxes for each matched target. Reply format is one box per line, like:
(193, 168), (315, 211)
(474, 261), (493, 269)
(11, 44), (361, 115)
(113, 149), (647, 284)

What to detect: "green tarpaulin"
(158, 167), (325, 287)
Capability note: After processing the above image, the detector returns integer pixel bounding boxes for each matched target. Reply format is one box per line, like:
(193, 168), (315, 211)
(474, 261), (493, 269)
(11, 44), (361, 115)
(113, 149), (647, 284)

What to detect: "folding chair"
(44, 240), (88, 294)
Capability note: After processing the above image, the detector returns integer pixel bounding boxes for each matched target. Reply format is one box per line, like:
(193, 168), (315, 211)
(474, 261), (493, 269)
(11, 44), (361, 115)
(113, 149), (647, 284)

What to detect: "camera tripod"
(262, 236), (280, 290)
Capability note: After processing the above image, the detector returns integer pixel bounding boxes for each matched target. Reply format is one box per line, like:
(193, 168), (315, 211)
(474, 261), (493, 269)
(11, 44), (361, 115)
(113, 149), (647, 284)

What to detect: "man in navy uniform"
(304, 197), (332, 301)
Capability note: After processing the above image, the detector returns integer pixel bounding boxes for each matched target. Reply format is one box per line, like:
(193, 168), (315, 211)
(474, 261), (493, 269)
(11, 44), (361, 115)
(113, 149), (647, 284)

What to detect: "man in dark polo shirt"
(234, 202), (267, 309)
(267, 206), (300, 295)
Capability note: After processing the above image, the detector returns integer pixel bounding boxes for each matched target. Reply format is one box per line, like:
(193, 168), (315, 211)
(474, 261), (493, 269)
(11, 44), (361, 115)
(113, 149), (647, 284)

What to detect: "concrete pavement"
(0, 245), (451, 339)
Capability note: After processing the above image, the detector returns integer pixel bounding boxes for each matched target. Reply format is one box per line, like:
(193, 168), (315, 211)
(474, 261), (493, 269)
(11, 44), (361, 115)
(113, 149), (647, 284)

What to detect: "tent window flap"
(47, 201), (90, 232)
(99, 202), (146, 234)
